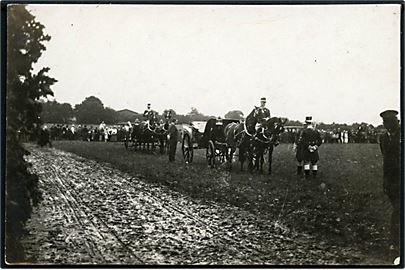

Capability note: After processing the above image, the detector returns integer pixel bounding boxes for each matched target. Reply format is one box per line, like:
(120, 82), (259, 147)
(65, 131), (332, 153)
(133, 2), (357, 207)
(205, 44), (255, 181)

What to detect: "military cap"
(380, 110), (398, 119)
(260, 97), (266, 102)
(305, 116), (312, 123)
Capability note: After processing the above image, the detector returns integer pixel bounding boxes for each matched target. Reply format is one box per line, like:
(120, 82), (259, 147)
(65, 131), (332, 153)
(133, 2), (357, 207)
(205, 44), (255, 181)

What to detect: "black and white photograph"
(3, 2), (403, 266)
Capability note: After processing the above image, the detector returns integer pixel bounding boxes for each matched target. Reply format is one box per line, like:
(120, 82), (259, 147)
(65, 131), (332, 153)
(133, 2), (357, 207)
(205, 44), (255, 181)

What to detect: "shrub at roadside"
(6, 5), (56, 262)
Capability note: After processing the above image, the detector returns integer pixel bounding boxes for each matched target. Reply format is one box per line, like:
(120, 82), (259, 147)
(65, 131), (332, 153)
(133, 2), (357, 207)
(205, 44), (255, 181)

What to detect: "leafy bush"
(6, 5), (56, 262)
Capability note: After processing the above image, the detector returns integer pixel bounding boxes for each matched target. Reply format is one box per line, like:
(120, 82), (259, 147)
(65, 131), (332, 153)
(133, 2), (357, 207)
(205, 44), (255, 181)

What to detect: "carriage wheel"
(206, 140), (216, 167)
(182, 134), (194, 163)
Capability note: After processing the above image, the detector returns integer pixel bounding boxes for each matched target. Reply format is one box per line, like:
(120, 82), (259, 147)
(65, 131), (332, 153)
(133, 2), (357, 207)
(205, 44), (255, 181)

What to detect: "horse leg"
(259, 151), (264, 174)
(228, 148), (235, 171)
(160, 140), (163, 154)
(239, 149), (245, 171)
(248, 151), (254, 174)
(268, 145), (274, 175)
(255, 154), (260, 173)
(253, 147), (260, 173)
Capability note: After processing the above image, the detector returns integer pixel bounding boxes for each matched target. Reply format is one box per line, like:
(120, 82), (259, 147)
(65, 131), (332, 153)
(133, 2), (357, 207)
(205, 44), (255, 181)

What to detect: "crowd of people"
(280, 125), (382, 144)
(41, 123), (127, 142)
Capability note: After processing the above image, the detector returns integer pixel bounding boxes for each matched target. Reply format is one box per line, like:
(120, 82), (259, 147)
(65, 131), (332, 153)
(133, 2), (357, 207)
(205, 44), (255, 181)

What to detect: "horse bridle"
(255, 119), (283, 144)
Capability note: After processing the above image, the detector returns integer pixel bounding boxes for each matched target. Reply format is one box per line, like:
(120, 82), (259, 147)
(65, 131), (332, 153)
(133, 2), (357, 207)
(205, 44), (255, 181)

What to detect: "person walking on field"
(379, 110), (401, 259)
(167, 118), (179, 162)
(295, 116), (322, 178)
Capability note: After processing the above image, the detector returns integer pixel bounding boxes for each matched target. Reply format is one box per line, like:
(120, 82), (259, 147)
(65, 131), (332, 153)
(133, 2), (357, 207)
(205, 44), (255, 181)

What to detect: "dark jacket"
(297, 127), (322, 162)
(379, 131), (400, 184)
(168, 124), (179, 142)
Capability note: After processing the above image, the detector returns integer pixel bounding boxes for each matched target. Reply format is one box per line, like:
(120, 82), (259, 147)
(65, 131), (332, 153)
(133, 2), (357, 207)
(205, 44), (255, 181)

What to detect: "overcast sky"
(28, 4), (401, 125)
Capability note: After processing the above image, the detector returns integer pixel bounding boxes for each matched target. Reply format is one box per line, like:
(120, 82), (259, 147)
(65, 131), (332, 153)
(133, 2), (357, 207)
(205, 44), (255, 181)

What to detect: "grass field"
(51, 140), (392, 260)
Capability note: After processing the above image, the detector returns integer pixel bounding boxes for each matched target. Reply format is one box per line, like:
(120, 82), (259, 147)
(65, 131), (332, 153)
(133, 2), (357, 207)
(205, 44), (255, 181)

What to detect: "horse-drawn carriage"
(181, 118), (241, 167)
(124, 109), (173, 153)
(181, 109), (286, 174)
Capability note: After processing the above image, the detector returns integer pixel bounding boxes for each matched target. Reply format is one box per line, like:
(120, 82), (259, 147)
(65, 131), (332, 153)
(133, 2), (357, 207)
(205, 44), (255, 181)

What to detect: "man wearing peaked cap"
(251, 97), (271, 132)
(143, 103), (152, 119)
(259, 97), (271, 118)
(379, 109), (400, 258)
(295, 116), (322, 178)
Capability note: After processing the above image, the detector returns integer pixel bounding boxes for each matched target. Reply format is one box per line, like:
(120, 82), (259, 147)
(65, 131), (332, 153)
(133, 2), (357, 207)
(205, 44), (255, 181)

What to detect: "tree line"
(40, 98), (246, 124)
(41, 98), (383, 131)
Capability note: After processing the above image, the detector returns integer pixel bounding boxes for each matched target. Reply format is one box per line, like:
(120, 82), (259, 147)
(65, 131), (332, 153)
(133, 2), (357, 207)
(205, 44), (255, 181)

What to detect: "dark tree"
(224, 110), (244, 120)
(103, 107), (119, 124)
(186, 107), (212, 121)
(40, 100), (73, 124)
(161, 109), (176, 121)
(6, 5), (56, 262)
(285, 119), (303, 126)
(162, 109), (176, 116)
(74, 96), (106, 124)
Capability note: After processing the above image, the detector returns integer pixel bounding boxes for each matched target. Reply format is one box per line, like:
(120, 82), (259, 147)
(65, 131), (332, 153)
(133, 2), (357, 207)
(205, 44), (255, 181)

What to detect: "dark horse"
(250, 117), (285, 174)
(153, 110), (173, 154)
(224, 107), (285, 174)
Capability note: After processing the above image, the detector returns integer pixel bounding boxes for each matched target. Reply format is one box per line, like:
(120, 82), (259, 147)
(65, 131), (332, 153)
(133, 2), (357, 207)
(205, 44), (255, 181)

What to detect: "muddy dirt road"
(21, 145), (370, 265)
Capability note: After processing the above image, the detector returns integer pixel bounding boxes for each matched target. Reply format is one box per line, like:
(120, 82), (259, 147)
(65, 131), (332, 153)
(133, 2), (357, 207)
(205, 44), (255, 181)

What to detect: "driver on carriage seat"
(143, 103), (157, 128)
(143, 103), (152, 121)
(255, 97), (271, 132)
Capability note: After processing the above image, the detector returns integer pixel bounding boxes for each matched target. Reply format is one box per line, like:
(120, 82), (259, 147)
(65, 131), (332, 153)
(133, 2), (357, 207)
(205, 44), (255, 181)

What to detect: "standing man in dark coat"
(168, 118), (179, 162)
(379, 110), (401, 256)
(295, 116), (322, 178)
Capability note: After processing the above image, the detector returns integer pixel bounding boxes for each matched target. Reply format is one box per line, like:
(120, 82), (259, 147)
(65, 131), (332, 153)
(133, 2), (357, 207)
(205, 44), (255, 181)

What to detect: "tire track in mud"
(23, 145), (365, 265)
(28, 148), (265, 264)
(46, 164), (145, 264)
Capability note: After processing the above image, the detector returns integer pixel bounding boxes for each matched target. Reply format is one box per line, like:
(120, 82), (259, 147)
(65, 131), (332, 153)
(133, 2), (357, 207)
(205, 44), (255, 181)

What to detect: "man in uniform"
(259, 97), (271, 118)
(253, 97), (271, 132)
(167, 118), (179, 162)
(143, 103), (152, 121)
(379, 110), (400, 256)
(295, 116), (322, 178)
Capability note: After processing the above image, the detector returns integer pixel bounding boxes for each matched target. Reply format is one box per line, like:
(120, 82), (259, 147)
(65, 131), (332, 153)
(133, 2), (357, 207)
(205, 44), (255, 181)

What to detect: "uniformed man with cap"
(379, 109), (401, 256)
(259, 97), (271, 119)
(295, 116), (322, 178)
(143, 103), (152, 118)
(253, 97), (271, 132)
(143, 103), (152, 121)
